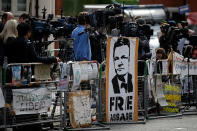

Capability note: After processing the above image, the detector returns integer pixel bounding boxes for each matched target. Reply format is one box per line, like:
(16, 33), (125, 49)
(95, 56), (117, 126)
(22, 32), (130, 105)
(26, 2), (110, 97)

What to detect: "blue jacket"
(71, 25), (91, 61)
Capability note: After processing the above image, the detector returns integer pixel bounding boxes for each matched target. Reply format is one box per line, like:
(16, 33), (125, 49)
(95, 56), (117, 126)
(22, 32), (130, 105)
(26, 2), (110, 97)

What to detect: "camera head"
(180, 21), (188, 28)
(160, 23), (170, 34)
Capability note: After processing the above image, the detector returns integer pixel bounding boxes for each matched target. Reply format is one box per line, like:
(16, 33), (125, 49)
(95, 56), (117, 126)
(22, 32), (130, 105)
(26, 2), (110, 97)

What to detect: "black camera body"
(90, 4), (122, 28)
(167, 26), (189, 52)
(123, 22), (153, 39)
(123, 21), (153, 60)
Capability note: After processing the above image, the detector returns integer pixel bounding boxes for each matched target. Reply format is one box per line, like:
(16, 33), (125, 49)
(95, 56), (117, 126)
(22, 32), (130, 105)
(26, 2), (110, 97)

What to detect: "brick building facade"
(140, 0), (197, 12)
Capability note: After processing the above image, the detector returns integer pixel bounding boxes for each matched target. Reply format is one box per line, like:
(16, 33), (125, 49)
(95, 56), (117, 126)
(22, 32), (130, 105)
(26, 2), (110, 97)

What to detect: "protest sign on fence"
(72, 61), (98, 91)
(106, 37), (139, 123)
(34, 64), (51, 80)
(173, 52), (197, 75)
(68, 90), (92, 128)
(58, 62), (69, 91)
(12, 87), (51, 115)
(0, 88), (5, 108)
(163, 84), (181, 113)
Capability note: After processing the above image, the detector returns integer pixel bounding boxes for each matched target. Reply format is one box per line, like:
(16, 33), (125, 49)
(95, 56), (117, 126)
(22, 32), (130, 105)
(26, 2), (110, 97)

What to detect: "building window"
(17, 0), (26, 11)
(2, 0), (11, 11)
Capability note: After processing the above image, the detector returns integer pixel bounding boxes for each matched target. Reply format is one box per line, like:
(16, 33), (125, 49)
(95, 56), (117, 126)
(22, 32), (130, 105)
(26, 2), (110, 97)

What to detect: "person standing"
(0, 12), (14, 33)
(6, 22), (59, 63)
(71, 12), (91, 61)
(0, 12), (14, 65)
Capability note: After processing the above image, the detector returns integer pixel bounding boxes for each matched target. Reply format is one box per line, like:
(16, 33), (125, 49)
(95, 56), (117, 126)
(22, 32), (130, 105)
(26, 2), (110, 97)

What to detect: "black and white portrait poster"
(106, 37), (139, 123)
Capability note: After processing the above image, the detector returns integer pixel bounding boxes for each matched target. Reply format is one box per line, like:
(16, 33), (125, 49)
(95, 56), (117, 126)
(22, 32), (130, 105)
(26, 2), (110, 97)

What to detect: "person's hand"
(56, 57), (61, 62)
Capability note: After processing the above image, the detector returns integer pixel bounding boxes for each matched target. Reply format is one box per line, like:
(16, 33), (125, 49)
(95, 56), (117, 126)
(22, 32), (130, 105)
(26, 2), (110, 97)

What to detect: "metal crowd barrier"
(146, 59), (197, 119)
(181, 75), (197, 115)
(0, 63), (62, 131)
(61, 61), (110, 131)
(137, 60), (148, 124)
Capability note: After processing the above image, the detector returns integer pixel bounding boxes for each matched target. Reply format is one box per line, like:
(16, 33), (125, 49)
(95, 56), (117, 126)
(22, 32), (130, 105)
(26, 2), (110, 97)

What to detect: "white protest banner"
(72, 63), (81, 90)
(173, 52), (197, 75)
(0, 88), (5, 108)
(88, 63), (98, 80)
(106, 37), (138, 123)
(58, 62), (69, 91)
(80, 63), (89, 81)
(12, 87), (51, 115)
(162, 60), (168, 75)
(72, 62), (98, 91)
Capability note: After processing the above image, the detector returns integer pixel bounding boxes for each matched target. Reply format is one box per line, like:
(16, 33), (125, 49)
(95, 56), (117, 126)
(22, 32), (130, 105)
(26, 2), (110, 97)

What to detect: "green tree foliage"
(63, 0), (112, 16)
(115, 0), (139, 5)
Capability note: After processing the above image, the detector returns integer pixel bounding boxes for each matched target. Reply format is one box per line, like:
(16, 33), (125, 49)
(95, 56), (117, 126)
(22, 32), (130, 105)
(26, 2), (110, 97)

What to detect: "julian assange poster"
(106, 37), (139, 122)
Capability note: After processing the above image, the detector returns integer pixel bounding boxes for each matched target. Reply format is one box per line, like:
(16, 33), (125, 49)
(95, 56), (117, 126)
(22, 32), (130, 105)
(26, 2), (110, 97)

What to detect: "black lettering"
(116, 113), (119, 121)
(127, 96), (132, 110)
(35, 102), (39, 110)
(110, 114), (114, 121)
(120, 113), (126, 121)
(126, 113), (129, 120)
(26, 102), (28, 111)
(29, 102), (34, 111)
(41, 101), (45, 109)
(115, 97), (124, 111)
(110, 97), (115, 111)
(20, 103), (24, 111)
(129, 112), (132, 120)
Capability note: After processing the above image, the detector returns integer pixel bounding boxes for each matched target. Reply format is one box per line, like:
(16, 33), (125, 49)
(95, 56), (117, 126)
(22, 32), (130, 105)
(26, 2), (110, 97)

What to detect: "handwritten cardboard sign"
(68, 90), (92, 128)
(34, 64), (51, 80)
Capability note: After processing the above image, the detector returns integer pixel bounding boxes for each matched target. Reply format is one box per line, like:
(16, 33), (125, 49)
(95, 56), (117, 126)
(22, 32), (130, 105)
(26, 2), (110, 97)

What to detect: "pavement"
(103, 115), (197, 131)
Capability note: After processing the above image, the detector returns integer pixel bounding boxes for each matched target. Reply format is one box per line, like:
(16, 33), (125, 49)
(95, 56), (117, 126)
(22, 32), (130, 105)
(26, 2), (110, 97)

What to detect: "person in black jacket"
(6, 22), (59, 64)
(0, 19), (18, 66)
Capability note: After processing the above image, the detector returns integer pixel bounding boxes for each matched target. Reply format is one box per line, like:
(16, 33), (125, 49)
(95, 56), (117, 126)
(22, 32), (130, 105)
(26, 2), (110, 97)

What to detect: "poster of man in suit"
(106, 37), (139, 123)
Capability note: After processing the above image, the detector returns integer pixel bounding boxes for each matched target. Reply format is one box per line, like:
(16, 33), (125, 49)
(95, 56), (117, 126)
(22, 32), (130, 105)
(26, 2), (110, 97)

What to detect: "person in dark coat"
(0, 19), (18, 66)
(0, 12), (14, 33)
(0, 12), (14, 65)
(6, 22), (58, 64)
(112, 37), (133, 94)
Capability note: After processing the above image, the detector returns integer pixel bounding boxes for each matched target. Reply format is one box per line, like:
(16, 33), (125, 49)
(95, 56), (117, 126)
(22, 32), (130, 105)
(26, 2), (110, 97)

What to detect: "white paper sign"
(156, 76), (168, 107)
(58, 62), (69, 91)
(12, 87), (51, 115)
(72, 62), (98, 91)
(0, 88), (5, 108)
(80, 63), (89, 81)
(106, 37), (138, 123)
(73, 95), (92, 125)
(72, 63), (81, 88)
(162, 60), (168, 75)
(173, 52), (197, 75)
(88, 63), (98, 80)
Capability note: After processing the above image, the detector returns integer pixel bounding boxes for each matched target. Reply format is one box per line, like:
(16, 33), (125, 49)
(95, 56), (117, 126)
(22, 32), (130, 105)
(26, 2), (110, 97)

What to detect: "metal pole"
(59, 92), (62, 131)
(122, 0), (125, 21)
(35, 0), (39, 18)
(183, 0), (187, 5)
(188, 58), (190, 106)
(63, 91), (66, 129)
